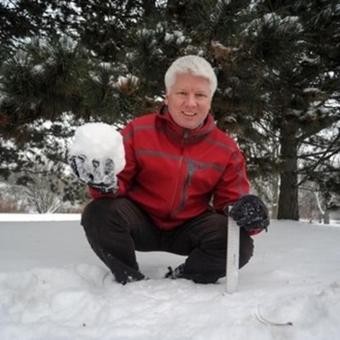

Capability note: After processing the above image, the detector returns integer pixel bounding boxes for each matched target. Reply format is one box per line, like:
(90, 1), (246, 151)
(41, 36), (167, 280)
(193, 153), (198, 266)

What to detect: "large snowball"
(69, 122), (126, 175)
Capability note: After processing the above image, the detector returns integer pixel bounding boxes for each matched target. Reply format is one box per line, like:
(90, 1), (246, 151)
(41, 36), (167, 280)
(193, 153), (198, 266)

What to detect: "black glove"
(227, 195), (269, 231)
(69, 154), (117, 193)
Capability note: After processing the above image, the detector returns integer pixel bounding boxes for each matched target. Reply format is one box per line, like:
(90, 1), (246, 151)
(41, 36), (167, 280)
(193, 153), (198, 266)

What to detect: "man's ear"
(164, 94), (168, 105)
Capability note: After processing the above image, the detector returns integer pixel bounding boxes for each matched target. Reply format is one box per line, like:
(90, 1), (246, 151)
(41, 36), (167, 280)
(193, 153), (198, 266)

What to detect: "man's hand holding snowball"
(68, 123), (125, 193)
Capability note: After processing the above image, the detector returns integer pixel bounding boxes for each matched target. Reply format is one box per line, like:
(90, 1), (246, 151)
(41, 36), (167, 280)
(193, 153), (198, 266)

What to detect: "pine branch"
(298, 134), (340, 186)
(298, 113), (340, 142)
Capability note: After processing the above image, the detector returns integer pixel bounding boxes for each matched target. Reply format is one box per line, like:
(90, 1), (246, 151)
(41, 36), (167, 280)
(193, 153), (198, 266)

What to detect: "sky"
(0, 214), (339, 340)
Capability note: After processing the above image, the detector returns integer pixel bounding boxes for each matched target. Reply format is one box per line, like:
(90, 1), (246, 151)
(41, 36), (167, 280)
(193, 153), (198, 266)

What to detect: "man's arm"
(213, 149), (250, 211)
(213, 146), (269, 234)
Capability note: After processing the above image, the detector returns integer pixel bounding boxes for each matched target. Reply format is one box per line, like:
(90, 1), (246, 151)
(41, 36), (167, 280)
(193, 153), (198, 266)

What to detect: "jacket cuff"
(88, 186), (116, 199)
(247, 228), (263, 236)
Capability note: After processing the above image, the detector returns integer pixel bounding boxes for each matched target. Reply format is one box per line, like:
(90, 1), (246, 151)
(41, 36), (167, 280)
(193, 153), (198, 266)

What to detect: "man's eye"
(196, 93), (207, 98)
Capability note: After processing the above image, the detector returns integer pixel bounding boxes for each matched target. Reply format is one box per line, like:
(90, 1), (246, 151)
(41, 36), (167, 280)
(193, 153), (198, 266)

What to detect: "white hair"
(164, 55), (217, 97)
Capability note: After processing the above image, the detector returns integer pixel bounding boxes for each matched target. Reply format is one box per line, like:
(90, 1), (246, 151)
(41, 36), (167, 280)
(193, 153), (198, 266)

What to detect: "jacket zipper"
(169, 130), (190, 218)
(172, 160), (196, 216)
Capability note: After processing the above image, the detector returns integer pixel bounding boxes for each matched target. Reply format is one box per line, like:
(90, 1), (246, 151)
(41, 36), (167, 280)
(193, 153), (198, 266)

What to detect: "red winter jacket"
(90, 108), (250, 230)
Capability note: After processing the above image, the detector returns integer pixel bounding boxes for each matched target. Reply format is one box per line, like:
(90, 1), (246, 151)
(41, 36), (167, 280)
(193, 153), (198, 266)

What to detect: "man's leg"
(165, 211), (254, 284)
(81, 197), (160, 284)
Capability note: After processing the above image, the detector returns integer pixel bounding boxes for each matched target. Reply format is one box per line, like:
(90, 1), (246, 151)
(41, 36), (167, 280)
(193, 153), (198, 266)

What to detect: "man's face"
(165, 73), (212, 130)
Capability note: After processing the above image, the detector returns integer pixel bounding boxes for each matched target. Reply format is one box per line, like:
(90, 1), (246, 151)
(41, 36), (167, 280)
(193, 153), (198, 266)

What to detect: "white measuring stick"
(226, 215), (240, 293)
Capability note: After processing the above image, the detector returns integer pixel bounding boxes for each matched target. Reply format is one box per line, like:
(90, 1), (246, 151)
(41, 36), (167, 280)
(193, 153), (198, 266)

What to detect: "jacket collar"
(156, 105), (215, 145)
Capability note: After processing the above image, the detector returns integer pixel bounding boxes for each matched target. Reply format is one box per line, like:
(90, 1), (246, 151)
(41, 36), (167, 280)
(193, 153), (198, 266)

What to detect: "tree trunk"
(277, 121), (299, 220)
(271, 174), (280, 219)
(142, 0), (156, 18)
(323, 210), (330, 224)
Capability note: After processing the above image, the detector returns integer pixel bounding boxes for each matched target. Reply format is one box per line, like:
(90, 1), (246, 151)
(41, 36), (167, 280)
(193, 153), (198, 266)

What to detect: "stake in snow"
(226, 215), (240, 293)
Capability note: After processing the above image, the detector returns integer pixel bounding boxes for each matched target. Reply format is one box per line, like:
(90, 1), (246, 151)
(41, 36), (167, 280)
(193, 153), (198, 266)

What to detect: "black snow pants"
(81, 197), (254, 284)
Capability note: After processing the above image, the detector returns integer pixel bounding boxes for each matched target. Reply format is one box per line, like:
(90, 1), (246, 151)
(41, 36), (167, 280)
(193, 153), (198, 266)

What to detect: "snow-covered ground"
(0, 214), (339, 340)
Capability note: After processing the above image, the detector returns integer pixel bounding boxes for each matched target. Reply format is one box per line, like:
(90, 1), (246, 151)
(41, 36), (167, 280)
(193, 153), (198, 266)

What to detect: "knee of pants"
(210, 213), (229, 232)
(199, 214), (228, 250)
(82, 198), (110, 220)
(81, 197), (141, 235)
(81, 198), (118, 232)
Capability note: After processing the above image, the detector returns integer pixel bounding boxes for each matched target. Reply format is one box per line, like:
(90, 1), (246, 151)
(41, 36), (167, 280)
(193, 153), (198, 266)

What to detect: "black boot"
(165, 264), (185, 279)
(102, 250), (145, 285)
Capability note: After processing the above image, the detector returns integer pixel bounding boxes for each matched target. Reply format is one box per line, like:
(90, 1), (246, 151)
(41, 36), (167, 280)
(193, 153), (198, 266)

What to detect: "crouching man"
(70, 55), (269, 285)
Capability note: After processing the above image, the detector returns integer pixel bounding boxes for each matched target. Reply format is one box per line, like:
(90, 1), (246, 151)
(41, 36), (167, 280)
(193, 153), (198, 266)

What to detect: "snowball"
(69, 122), (126, 175)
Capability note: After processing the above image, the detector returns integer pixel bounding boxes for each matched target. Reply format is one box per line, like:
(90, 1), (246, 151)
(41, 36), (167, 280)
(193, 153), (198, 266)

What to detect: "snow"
(68, 123), (126, 175)
(115, 75), (139, 89)
(0, 213), (80, 222)
(0, 214), (339, 340)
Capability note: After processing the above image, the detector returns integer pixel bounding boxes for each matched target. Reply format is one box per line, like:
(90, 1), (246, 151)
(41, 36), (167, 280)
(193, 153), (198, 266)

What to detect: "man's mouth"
(182, 112), (196, 117)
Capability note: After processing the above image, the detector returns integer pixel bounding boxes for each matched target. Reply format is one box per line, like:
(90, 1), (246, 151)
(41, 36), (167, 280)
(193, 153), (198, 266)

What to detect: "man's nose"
(184, 94), (197, 107)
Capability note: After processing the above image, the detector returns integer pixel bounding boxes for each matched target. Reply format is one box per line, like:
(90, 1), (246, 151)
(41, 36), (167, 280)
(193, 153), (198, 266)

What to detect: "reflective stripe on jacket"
(90, 108), (250, 230)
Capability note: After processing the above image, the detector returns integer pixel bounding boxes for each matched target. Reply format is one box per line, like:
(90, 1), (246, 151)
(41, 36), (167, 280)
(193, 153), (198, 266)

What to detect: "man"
(70, 55), (269, 285)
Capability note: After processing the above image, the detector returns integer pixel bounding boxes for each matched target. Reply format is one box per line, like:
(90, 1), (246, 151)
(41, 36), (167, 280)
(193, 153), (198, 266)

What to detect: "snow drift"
(0, 216), (339, 340)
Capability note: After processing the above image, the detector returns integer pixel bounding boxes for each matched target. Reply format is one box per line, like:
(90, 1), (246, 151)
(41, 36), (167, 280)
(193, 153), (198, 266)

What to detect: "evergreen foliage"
(0, 0), (339, 219)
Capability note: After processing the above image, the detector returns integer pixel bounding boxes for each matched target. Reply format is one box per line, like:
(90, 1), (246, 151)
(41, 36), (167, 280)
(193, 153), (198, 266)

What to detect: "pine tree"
(202, 0), (340, 219)
(1, 0), (339, 217)
(0, 0), (77, 57)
